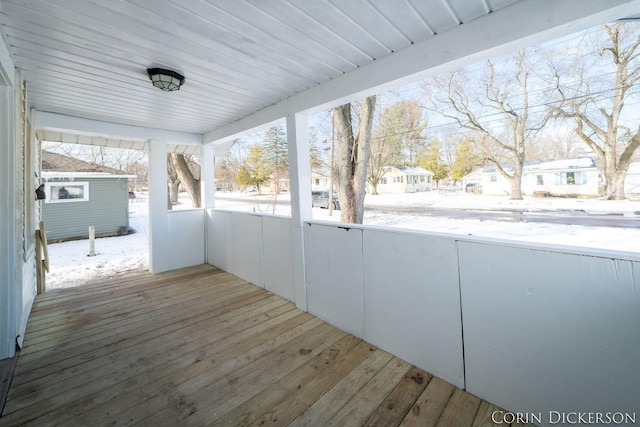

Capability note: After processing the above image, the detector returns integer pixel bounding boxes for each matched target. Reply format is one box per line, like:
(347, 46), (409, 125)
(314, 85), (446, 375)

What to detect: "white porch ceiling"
(1, 0), (639, 147)
(0, 0), (522, 138)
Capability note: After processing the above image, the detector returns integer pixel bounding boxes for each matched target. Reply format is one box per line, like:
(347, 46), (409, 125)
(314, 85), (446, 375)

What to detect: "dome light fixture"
(147, 68), (185, 92)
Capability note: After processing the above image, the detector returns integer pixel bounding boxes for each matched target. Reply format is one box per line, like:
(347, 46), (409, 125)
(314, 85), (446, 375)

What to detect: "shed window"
(45, 182), (89, 203)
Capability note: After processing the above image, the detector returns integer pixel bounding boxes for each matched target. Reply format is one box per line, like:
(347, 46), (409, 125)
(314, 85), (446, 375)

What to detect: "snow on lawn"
(46, 191), (640, 289)
(46, 199), (149, 289)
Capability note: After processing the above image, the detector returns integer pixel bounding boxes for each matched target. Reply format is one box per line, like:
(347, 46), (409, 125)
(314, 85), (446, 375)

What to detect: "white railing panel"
(262, 216), (295, 301)
(209, 210), (263, 287)
(304, 223), (364, 338)
(459, 241), (640, 424)
(363, 229), (464, 388)
(166, 209), (205, 271)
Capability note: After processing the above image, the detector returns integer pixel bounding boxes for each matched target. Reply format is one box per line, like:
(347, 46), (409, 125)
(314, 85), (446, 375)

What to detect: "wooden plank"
(288, 349), (394, 427)
(13, 284), (269, 378)
(3, 310), (319, 424)
(20, 274), (247, 348)
(35, 229), (43, 295)
(324, 356), (412, 426)
(398, 377), (456, 427)
(472, 401), (506, 427)
(216, 338), (375, 426)
(435, 389), (482, 427)
(6, 292), (288, 406)
(364, 367), (433, 427)
(21, 275), (246, 347)
(21, 313), (323, 427)
(99, 323), (345, 426)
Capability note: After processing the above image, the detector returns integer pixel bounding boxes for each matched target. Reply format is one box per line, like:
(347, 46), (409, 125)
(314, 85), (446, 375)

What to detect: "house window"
(490, 175), (497, 182)
(420, 175), (425, 183)
(45, 182), (89, 203)
(537, 175), (544, 185)
(315, 178), (320, 185)
(379, 177), (387, 185)
(555, 171), (586, 185)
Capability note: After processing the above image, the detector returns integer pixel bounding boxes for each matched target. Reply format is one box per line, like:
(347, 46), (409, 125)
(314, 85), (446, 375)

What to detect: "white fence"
(207, 209), (640, 426)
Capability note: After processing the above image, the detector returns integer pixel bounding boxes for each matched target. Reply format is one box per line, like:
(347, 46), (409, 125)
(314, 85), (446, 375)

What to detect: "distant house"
(372, 165), (434, 194)
(41, 151), (135, 242)
(468, 158), (600, 197)
(624, 162), (640, 197)
(311, 171), (331, 191)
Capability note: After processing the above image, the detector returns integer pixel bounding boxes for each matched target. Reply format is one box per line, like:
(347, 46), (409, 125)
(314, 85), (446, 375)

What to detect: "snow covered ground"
(45, 191), (640, 289)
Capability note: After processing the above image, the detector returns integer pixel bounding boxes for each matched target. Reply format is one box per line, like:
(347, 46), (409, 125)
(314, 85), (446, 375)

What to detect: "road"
(215, 194), (640, 228)
(365, 204), (640, 228)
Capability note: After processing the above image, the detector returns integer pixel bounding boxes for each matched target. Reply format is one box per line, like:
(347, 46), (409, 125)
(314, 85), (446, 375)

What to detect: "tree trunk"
(170, 153), (201, 208)
(332, 96), (376, 224)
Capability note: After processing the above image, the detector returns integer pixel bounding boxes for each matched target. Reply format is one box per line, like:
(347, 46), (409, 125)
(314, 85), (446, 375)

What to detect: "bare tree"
(550, 23), (640, 199)
(368, 100), (426, 194)
(332, 96), (376, 224)
(430, 50), (546, 199)
(167, 158), (180, 207)
(170, 153), (201, 208)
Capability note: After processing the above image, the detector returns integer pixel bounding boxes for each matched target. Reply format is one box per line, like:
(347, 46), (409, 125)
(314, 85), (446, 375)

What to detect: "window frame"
(44, 181), (90, 203)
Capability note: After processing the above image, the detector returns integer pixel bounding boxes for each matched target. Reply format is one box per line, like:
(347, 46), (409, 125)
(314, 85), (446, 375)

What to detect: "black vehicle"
(311, 191), (340, 210)
(465, 182), (482, 194)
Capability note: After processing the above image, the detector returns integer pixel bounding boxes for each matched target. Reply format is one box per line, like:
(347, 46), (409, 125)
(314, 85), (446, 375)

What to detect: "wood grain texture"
(1, 264), (525, 426)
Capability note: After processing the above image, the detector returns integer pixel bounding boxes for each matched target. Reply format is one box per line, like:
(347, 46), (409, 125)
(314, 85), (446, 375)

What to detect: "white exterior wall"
(522, 168), (599, 197)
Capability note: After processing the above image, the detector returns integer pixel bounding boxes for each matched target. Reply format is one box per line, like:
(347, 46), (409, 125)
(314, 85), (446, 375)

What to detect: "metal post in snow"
(88, 226), (96, 257)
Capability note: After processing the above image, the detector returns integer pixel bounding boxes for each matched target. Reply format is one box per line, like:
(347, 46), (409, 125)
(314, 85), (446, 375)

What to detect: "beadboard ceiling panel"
(0, 0), (580, 137)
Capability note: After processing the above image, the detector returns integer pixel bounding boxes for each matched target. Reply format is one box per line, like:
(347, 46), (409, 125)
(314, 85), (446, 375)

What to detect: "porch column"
(148, 140), (169, 274)
(201, 144), (215, 209)
(286, 112), (312, 311)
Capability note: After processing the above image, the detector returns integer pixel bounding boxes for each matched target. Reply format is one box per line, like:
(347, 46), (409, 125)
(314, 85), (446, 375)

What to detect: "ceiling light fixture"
(147, 68), (185, 92)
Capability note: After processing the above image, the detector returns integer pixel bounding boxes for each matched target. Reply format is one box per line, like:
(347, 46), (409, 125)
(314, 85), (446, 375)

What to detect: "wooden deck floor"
(1, 264), (526, 427)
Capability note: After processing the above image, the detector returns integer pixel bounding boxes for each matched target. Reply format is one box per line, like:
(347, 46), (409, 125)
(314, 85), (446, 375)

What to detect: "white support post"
(148, 140), (169, 274)
(88, 226), (96, 256)
(202, 144), (215, 210)
(286, 112), (312, 311)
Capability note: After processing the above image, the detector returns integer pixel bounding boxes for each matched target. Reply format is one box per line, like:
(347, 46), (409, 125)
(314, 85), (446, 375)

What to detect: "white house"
(311, 171), (331, 191)
(372, 165), (434, 194)
(474, 158), (600, 197)
(624, 162), (640, 196)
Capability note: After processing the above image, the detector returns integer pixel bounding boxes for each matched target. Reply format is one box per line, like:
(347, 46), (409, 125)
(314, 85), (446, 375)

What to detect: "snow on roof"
(386, 165), (434, 175)
(42, 172), (136, 179)
(482, 158), (596, 174)
(523, 157), (596, 171)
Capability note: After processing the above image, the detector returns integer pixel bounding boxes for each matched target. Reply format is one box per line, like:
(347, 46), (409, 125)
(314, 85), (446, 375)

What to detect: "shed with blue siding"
(42, 172), (135, 242)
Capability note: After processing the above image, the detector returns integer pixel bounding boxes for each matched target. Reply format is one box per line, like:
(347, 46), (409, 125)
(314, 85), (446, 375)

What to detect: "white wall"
(0, 41), (16, 359)
(165, 210), (206, 272)
(459, 242), (640, 423)
(208, 210), (295, 301)
(304, 223), (365, 338)
(362, 229), (464, 388)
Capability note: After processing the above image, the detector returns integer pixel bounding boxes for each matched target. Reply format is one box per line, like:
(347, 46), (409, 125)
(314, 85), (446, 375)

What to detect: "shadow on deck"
(1, 264), (530, 426)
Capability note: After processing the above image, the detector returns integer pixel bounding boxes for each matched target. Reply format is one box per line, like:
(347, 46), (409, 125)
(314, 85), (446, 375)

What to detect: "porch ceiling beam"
(35, 111), (203, 146)
(204, 0), (640, 145)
